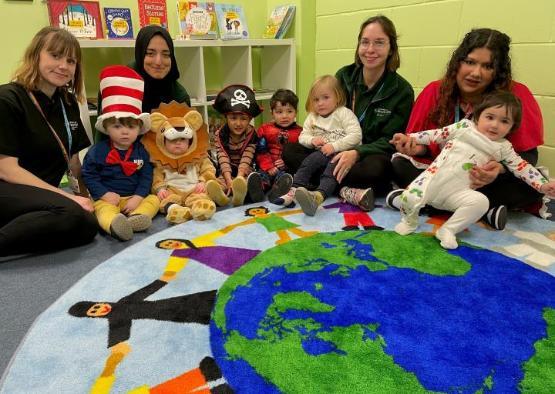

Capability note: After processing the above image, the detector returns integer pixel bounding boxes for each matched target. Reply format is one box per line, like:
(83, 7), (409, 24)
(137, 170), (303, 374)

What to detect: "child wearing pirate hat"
(206, 85), (264, 207)
(82, 65), (160, 241)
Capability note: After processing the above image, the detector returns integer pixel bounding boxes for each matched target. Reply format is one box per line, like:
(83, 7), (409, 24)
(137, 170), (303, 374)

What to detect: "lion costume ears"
(150, 110), (204, 133)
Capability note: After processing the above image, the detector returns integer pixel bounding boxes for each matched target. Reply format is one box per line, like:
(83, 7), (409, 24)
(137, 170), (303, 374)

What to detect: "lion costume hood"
(142, 101), (211, 173)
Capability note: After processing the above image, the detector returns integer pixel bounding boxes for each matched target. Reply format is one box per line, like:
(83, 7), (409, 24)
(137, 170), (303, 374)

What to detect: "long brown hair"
(12, 27), (84, 103)
(431, 28), (512, 127)
(354, 15), (400, 72)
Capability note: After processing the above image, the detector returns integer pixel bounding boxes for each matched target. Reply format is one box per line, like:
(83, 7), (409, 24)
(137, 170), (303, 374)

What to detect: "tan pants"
(94, 195), (159, 233)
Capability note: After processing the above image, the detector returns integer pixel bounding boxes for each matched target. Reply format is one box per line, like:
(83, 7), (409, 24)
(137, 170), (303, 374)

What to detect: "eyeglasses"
(359, 39), (389, 49)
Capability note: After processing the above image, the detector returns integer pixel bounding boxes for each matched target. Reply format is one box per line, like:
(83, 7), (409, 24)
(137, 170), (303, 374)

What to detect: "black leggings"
(0, 181), (98, 257)
(391, 148), (543, 209)
(283, 143), (393, 196)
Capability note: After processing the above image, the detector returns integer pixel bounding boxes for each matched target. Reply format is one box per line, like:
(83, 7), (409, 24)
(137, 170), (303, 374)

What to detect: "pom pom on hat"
(95, 65), (151, 134)
(212, 85), (262, 118)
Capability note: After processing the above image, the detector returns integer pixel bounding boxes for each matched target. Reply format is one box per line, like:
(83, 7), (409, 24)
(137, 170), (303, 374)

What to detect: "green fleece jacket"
(335, 63), (414, 159)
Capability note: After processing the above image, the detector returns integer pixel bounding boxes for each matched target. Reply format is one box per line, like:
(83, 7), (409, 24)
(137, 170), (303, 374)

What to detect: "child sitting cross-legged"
(206, 85), (264, 207)
(274, 75), (363, 216)
(82, 65), (159, 241)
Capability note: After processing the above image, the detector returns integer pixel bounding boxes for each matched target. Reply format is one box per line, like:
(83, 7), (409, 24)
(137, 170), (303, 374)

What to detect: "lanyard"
(455, 100), (472, 123)
(60, 97), (72, 152)
(351, 82), (385, 124)
(27, 91), (73, 167)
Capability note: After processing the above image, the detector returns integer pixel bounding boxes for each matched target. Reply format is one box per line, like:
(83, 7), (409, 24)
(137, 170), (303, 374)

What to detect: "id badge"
(67, 170), (81, 194)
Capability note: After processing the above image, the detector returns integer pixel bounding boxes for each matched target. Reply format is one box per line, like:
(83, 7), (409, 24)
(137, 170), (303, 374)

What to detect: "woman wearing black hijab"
(131, 25), (191, 113)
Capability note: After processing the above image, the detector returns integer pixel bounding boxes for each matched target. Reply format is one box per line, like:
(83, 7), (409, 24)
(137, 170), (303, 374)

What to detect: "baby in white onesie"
(390, 91), (555, 249)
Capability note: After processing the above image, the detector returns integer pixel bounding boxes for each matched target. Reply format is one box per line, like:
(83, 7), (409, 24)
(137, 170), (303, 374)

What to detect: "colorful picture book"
(214, 3), (249, 40)
(46, 0), (103, 39)
(176, 1), (217, 40)
(263, 4), (295, 39)
(138, 0), (168, 29)
(103, 7), (134, 39)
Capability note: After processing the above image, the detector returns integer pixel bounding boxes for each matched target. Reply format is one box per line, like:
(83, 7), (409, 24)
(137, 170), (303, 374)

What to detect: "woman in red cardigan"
(389, 28), (544, 230)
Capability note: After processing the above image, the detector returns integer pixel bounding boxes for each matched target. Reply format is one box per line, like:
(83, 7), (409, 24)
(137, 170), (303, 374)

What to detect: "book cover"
(214, 3), (249, 40)
(176, 1), (217, 40)
(103, 7), (134, 39)
(263, 5), (294, 39)
(275, 5), (295, 39)
(138, 0), (168, 30)
(47, 0), (103, 39)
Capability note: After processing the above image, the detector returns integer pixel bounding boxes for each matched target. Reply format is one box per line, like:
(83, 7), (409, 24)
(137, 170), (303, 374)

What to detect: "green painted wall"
(313, 0), (555, 173)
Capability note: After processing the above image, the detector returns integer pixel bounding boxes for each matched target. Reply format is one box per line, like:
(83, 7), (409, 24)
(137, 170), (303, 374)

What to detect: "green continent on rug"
(211, 230), (555, 393)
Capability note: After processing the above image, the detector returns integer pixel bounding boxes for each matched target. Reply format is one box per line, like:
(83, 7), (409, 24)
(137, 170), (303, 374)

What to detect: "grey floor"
(1, 202), (554, 378)
(0, 217), (168, 377)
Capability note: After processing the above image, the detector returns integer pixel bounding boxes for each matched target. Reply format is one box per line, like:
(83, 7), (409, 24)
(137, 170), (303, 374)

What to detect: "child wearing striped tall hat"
(82, 65), (160, 241)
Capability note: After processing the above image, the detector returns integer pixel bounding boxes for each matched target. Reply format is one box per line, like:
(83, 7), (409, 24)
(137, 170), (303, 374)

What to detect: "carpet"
(1, 198), (554, 394)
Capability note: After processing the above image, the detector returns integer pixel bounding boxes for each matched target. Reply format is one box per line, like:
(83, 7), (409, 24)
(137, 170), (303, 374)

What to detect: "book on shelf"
(46, 0), (104, 39)
(263, 4), (295, 39)
(138, 0), (168, 30)
(103, 7), (134, 39)
(214, 3), (249, 40)
(176, 1), (218, 40)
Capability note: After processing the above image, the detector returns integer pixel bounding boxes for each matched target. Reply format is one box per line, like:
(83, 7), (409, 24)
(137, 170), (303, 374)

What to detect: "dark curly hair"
(431, 28), (512, 127)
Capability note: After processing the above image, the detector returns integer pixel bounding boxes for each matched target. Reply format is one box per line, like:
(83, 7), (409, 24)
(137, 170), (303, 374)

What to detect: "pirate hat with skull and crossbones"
(212, 84), (263, 118)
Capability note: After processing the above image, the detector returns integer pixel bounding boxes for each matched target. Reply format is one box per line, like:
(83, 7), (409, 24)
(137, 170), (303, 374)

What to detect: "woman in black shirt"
(0, 27), (97, 257)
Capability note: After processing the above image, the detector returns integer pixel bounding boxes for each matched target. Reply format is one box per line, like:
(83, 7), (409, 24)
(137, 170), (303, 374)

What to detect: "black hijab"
(134, 26), (180, 113)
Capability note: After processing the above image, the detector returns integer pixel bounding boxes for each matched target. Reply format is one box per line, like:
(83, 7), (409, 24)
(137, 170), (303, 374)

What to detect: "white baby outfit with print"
(399, 120), (548, 236)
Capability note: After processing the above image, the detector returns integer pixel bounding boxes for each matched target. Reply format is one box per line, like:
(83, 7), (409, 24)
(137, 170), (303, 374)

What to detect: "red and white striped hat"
(95, 65), (151, 134)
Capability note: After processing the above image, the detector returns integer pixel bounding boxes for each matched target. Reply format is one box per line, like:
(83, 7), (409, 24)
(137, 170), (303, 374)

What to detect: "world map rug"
(1, 198), (555, 394)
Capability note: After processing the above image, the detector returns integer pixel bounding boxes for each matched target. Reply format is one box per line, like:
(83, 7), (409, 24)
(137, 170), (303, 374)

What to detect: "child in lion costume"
(142, 101), (217, 224)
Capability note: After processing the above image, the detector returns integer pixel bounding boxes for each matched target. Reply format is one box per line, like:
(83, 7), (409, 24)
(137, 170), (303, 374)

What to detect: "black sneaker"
(483, 205), (508, 230)
(385, 189), (403, 211)
(268, 173), (293, 202)
(246, 172), (265, 203)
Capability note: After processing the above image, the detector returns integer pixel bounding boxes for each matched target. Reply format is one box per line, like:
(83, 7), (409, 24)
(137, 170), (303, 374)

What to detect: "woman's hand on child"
(122, 195), (143, 215)
(194, 182), (206, 194)
(157, 189), (171, 200)
(102, 191), (120, 206)
(390, 133), (425, 156)
(312, 137), (325, 147)
(469, 161), (502, 189)
(540, 181), (555, 198)
(331, 150), (359, 183)
(72, 195), (94, 212)
(268, 167), (279, 176)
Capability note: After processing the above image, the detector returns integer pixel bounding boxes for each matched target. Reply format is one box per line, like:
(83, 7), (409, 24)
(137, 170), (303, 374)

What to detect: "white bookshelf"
(78, 39), (296, 141)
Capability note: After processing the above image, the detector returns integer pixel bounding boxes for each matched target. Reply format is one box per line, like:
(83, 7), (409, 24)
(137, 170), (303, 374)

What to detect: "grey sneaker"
(127, 214), (152, 232)
(110, 213), (133, 241)
(295, 187), (321, 216)
(339, 186), (374, 211)
(268, 173), (293, 202)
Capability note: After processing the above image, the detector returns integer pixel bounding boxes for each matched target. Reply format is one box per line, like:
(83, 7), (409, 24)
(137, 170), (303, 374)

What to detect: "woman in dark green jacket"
(284, 15), (413, 208)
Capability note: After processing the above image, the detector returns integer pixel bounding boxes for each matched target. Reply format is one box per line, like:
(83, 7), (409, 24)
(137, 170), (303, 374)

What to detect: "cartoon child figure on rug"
(390, 91), (555, 249)
(254, 89), (302, 203)
(274, 75), (364, 216)
(82, 65), (160, 241)
(68, 277), (225, 393)
(141, 101), (218, 224)
(221, 206), (317, 245)
(206, 85), (264, 207)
